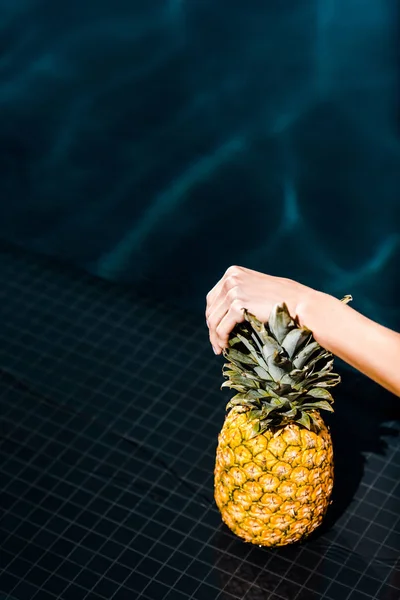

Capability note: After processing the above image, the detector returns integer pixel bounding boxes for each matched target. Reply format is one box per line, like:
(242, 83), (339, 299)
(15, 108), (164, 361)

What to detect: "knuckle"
(215, 323), (226, 340)
(223, 274), (238, 291)
(225, 265), (240, 276)
(226, 285), (240, 302)
(231, 298), (244, 314)
(207, 315), (217, 329)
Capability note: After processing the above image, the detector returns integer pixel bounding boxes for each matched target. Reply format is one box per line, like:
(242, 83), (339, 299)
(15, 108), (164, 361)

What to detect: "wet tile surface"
(0, 244), (399, 600)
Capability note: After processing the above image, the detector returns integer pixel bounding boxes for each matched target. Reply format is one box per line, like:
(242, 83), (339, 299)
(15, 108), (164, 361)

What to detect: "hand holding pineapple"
(206, 266), (314, 355)
(207, 266), (399, 546)
(206, 265), (400, 397)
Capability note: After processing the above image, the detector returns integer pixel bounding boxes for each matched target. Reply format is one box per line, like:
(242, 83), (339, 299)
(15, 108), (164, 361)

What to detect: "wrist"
(296, 289), (338, 341)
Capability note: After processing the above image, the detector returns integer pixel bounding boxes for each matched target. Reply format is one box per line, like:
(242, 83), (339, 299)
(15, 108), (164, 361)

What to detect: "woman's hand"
(205, 265), (315, 354)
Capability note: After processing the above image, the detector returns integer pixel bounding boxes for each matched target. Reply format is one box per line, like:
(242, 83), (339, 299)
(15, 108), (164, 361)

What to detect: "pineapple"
(214, 301), (349, 547)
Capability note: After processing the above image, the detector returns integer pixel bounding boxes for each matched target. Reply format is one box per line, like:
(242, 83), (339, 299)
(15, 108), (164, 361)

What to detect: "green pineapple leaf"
(268, 303), (294, 344)
(281, 328), (311, 358)
(307, 388), (334, 402)
(297, 412), (311, 430)
(292, 341), (320, 369)
(300, 401), (334, 413)
(221, 299), (346, 424)
(226, 348), (258, 365)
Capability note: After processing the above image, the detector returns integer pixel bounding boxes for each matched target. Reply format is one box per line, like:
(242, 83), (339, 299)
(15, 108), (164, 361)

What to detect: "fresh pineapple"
(214, 301), (347, 547)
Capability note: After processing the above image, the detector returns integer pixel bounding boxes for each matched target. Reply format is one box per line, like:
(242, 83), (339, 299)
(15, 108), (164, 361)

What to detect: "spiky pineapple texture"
(221, 303), (341, 435)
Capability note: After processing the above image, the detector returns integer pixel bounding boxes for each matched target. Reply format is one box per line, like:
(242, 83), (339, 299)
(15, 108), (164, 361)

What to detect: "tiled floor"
(0, 243), (399, 600)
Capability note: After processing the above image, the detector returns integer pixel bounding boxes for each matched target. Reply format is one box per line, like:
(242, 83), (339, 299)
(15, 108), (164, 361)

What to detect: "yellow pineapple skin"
(214, 408), (334, 546)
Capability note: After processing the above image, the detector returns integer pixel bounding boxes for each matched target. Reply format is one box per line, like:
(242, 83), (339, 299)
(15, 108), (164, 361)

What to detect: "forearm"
(299, 291), (400, 397)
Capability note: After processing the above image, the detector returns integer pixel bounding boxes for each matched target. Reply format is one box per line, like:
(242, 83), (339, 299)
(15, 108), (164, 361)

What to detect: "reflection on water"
(0, 1), (399, 330)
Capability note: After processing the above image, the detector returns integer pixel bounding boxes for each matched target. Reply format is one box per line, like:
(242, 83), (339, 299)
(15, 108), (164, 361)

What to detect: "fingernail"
(212, 346), (218, 355)
(206, 320), (209, 328)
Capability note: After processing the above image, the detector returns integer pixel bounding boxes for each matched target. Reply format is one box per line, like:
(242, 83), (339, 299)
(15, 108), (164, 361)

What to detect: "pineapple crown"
(222, 302), (347, 435)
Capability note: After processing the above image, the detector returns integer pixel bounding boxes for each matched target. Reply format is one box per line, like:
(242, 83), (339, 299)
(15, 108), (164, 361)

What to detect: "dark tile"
(138, 556), (161, 578)
(286, 564), (311, 585)
(11, 581), (39, 599)
(164, 589), (191, 600)
(192, 582), (220, 600)
(376, 476), (397, 494)
(175, 574), (202, 595)
(366, 522), (391, 543)
(134, 534), (155, 554)
(357, 575), (383, 596)
(167, 551), (193, 571)
(386, 531), (400, 551)
(106, 563), (131, 584)
(383, 462), (400, 480)
(82, 532), (104, 553)
(150, 542), (174, 564)
(186, 560), (212, 582)
(28, 566), (51, 587)
(347, 591), (374, 600)
(179, 535), (205, 558)
(50, 537), (75, 557)
(0, 572), (20, 593)
(34, 592), (56, 600)
(74, 568), (101, 590)
(356, 501), (381, 521)
(87, 554), (112, 575)
(124, 570), (151, 593)
(30, 507), (51, 527)
(326, 581), (352, 600)
(92, 577), (119, 597)
(355, 537), (380, 558)
(144, 580), (171, 600)
(191, 523), (214, 543)
(45, 574), (68, 596)
(344, 553), (368, 575)
(118, 548), (142, 569)
(225, 575), (253, 598)
(318, 559), (342, 579)
(337, 567), (361, 588)
(274, 578), (301, 599)
(347, 515), (369, 534)
(101, 540), (124, 560)
(363, 469), (378, 485)
(64, 524), (87, 543)
(375, 510), (399, 529)
(255, 570), (281, 592)
(54, 559), (82, 580)
(392, 482), (400, 499)
(112, 526), (134, 547)
(296, 550), (320, 571)
(268, 555), (290, 577)
(7, 556), (31, 578)
(5, 534), (31, 557)
(295, 588), (320, 600)
(377, 583), (400, 600)
(306, 572), (333, 593)
(366, 456), (386, 474)
(142, 518), (164, 540)
(155, 565), (182, 587)
(59, 583), (87, 600)
(364, 488), (388, 507)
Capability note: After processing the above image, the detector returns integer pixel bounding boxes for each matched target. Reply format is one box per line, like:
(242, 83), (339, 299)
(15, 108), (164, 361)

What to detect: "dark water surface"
(0, 1), (399, 328)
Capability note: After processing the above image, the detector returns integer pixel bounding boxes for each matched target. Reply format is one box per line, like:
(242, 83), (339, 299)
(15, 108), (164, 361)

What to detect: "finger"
(216, 300), (246, 349)
(207, 279), (242, 352)
(205, 265), (242, 321)
(208, 301), (229, 354)
(207, 292), (231, 353)
(205, 279), (224, 323)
